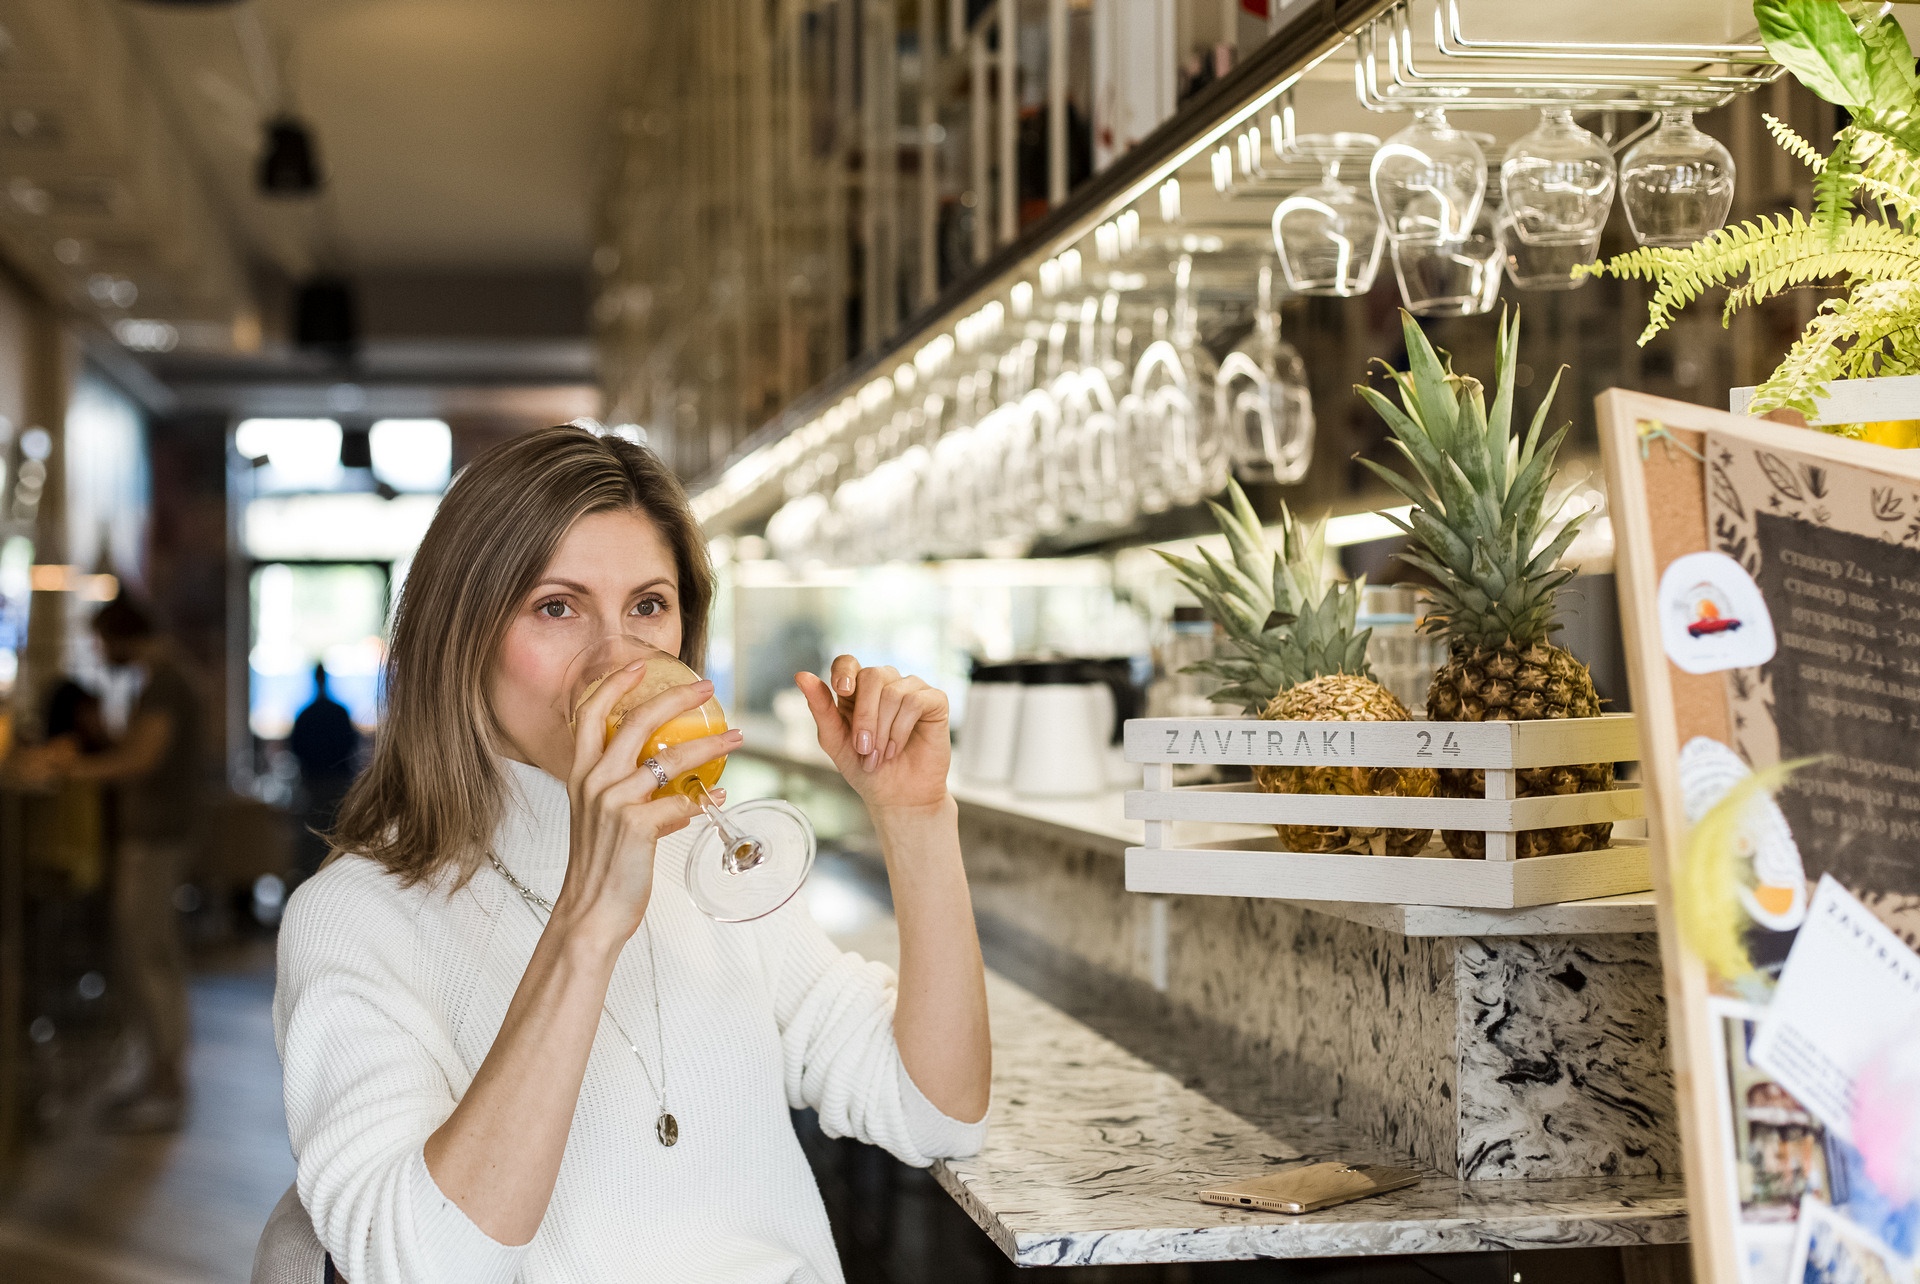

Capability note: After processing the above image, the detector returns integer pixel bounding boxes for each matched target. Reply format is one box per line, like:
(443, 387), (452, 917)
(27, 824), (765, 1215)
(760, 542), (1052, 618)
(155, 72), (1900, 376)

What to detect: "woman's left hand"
(795, 657), (950, 813)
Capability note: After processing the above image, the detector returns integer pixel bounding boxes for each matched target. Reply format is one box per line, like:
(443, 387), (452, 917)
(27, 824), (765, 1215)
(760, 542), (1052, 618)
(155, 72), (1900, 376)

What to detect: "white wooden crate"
(1122, 714), (1650, 909)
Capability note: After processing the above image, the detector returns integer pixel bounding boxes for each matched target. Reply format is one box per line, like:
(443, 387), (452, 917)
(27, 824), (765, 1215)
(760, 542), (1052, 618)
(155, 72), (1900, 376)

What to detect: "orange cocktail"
(562, 632), (814, 923)
(571, 643), (728, 800)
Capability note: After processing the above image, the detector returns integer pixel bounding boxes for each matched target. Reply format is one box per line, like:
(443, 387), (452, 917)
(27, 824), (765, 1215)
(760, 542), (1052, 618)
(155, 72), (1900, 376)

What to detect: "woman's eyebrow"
(529, 576), (676, 597)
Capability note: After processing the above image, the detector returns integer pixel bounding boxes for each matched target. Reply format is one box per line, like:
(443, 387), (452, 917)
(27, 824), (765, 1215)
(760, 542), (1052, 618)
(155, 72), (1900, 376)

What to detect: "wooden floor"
(0, 945), (294, 1284)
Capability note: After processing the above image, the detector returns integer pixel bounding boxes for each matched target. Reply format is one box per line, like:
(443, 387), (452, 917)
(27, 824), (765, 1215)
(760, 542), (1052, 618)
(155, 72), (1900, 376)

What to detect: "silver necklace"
(486, 851), (679, 1147)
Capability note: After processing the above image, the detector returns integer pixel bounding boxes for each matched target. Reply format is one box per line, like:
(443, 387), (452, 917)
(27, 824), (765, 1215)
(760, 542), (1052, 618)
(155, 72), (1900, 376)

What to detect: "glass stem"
(692, 777), (764, 873)
(1256, 261), (1277, 344)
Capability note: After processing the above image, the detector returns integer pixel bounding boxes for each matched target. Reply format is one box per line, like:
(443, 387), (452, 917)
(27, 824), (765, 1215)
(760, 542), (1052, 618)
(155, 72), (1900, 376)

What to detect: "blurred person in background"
(24, 597), (208, 1130)
(36, 677), (114, 897)
(287, 662), (361, 885)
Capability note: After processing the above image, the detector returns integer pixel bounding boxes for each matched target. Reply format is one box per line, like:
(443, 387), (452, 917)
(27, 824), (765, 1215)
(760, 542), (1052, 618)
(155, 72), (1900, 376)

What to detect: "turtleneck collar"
(495, 757), (572, 874)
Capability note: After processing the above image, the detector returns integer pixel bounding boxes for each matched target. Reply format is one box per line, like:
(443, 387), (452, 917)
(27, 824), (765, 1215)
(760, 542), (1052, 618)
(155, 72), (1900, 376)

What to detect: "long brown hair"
(328, 426), (713, 888)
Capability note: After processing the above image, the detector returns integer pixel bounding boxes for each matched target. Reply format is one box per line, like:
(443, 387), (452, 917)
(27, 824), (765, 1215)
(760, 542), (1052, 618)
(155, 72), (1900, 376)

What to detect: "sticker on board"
(1657, 551), (1777, 675)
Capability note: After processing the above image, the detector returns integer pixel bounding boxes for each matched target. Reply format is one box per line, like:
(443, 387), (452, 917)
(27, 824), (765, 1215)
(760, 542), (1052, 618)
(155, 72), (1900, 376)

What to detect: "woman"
(272, 425), (990, 1284)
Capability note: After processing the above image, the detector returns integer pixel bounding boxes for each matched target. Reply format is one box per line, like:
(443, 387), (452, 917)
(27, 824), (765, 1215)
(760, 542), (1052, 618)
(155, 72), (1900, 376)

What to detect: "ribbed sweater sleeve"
(274, 865), (528, 1284)
(767, 898), (988, 1167)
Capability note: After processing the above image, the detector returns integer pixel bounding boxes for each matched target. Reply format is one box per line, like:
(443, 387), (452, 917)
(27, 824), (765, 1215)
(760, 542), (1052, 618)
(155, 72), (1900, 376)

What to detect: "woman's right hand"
(551, 661), (741, 947)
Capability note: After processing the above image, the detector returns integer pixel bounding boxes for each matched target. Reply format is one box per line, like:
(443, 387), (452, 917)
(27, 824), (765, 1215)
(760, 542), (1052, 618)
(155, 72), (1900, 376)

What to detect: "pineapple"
(1159, 481), (1436, 858)
(1356, 311), (1612, 860)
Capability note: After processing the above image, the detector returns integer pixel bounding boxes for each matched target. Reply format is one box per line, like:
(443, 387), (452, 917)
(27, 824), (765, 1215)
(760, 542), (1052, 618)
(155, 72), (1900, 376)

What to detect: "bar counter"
(818, 851), (1686, 1267)
(744, 718), (1688, 1265)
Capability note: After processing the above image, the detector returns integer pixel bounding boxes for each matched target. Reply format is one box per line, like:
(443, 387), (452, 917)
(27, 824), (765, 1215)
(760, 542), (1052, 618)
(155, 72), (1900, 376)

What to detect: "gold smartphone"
(1199, 1162), (1421, 1214)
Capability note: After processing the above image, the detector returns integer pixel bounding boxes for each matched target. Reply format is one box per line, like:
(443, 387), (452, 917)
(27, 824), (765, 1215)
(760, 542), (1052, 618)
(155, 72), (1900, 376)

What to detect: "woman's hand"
(552, 661), (741, 947)
(795, 657), (950, 815)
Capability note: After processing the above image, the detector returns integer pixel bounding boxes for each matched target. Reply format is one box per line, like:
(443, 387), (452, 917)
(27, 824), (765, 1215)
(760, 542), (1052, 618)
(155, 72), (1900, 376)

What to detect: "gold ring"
(641, 757), (671, 790)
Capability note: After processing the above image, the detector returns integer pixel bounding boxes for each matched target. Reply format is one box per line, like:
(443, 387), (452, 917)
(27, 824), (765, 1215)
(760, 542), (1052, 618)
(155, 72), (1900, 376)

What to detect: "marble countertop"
(811, 869), (1688, 1267)
(738, 716), (1658, 938)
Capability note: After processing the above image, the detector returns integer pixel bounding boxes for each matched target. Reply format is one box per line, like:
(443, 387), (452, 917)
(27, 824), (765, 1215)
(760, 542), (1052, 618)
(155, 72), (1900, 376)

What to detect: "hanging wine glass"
(1272, 133), (1384, 297)
(1011, 386), (1066, 537)
(1390, 143), (1505, 318)
(976, 341), (1040, 544)
(1216, 260), (1315, 483)
(1499, 208), (1595, 291)
(563, 636), (814, 922)
(1620, 109), (1736, 247)
(927, 421), (978, 556)
(1500, 106), (1615, 262)
(1129, 255), (1226, 513)
(1369, 108), (1486, 243)
(1072, 294), (1131, 525)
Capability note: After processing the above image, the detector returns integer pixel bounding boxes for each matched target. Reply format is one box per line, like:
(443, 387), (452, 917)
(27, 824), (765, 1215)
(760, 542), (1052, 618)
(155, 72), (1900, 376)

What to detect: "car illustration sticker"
(1658, 550), (1777, 675)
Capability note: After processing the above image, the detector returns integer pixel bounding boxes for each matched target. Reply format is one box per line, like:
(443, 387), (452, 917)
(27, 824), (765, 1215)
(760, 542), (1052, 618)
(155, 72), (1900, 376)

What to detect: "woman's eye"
(538, 600), (571, 619)
(633, 598), (665, 618)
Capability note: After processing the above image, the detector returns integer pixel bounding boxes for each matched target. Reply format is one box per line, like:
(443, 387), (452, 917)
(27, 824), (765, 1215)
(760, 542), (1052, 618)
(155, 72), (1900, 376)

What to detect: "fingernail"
(863, 751), (879, 773)
(711, 787), (727, 804)
(836, 678), (854, 695)
(695, 679), (714, 692)
(724, 729), (744, 745)
(626, 659), (647, 671)
(856, 731), (872, 755)
(886, 741), (899, 760)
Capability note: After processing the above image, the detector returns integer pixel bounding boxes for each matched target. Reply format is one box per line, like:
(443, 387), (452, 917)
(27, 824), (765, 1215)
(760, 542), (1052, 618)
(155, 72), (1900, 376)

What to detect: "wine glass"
(1390, 150), (1505, 317)
(1499, 206), (1596, 290)
(563, 635), (815, 922)
(1272, 133), (1384, 297)
(1500, 107), (1615, 249)
(1216, 260), (1316, 482)
(1129, 255), (1226, 512)
(1620, 109), (1736, 247)
(1369, 108), (1485, 243)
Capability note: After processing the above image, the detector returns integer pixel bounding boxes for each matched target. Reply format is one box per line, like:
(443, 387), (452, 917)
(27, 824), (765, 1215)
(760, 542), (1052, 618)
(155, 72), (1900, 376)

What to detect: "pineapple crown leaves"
(1156, 480), (1374, 712)
(1577, 1), (1920, 426)
(1353, 310), (1583, 650)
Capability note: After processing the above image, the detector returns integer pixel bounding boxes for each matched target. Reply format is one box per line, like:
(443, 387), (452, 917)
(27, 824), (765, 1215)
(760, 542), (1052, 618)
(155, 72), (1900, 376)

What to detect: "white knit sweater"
(274, 758), (987, 1284)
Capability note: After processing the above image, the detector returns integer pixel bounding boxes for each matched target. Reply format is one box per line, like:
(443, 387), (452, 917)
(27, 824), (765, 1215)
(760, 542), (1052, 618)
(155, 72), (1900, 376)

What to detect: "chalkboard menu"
(1709, 436), (1920, 941)
(1754, 514), (1920, 897)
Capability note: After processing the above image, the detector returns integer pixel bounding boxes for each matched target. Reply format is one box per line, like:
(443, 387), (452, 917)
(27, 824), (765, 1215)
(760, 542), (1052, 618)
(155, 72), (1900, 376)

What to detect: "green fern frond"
(1814, 132), (1860, 244)
(1848, 128), (1920, 222)
(1582, 211), (1920, 343)
(1749, 280), (1920, 418)
(1764, 113), (1826, 173)
(1720, 216), (1920, 317)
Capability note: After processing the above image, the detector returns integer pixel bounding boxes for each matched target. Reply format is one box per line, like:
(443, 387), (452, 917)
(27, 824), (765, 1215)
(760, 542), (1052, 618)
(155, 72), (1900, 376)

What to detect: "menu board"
(1598, 390), (1920, 1284)
(1709, 439), (1920, 942)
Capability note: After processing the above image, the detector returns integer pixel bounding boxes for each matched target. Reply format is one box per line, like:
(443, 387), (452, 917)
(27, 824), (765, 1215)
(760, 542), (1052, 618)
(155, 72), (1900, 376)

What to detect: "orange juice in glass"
(563, 635), (814, 922)
(576, 649), (728, 802)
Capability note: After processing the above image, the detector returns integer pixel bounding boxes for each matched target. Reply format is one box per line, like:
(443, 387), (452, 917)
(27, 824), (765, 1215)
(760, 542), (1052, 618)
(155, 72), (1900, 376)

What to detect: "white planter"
(1121, 714), (1650, 909)
(1730, 374), (1920, 427)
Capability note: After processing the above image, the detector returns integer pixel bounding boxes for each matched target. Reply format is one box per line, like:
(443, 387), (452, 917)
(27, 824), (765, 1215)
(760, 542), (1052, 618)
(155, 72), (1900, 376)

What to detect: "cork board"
(1597, 389), (1920, 1284)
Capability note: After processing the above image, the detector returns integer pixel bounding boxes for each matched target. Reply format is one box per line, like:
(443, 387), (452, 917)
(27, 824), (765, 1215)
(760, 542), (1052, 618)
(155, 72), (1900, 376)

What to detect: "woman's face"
(491, 507), (684, 778)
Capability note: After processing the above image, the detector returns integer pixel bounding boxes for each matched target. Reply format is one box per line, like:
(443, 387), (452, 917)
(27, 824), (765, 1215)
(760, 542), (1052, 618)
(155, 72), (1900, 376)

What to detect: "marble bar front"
(738, 722), (1678, 1190)
(820, 850), (1687, 1268)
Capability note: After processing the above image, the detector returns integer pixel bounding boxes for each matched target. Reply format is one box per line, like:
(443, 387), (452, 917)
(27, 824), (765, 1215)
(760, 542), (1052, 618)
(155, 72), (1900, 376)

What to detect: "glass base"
(684, 798), (816, 922)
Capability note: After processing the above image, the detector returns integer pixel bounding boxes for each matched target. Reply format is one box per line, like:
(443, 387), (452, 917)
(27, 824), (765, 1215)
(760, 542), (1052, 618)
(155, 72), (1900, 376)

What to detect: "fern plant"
(1579, 0), (1920, 426)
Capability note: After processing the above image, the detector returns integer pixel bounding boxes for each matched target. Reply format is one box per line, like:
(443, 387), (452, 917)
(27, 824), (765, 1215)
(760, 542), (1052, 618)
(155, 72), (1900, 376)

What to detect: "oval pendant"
(656, 1112), (679, 1147)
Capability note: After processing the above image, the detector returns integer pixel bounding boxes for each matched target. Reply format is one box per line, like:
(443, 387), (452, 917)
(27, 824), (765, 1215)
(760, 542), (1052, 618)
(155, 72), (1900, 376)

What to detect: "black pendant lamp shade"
(294, 275), (358, 360)
(259, 115), (322, 196)
(339, 426), (372, 469)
